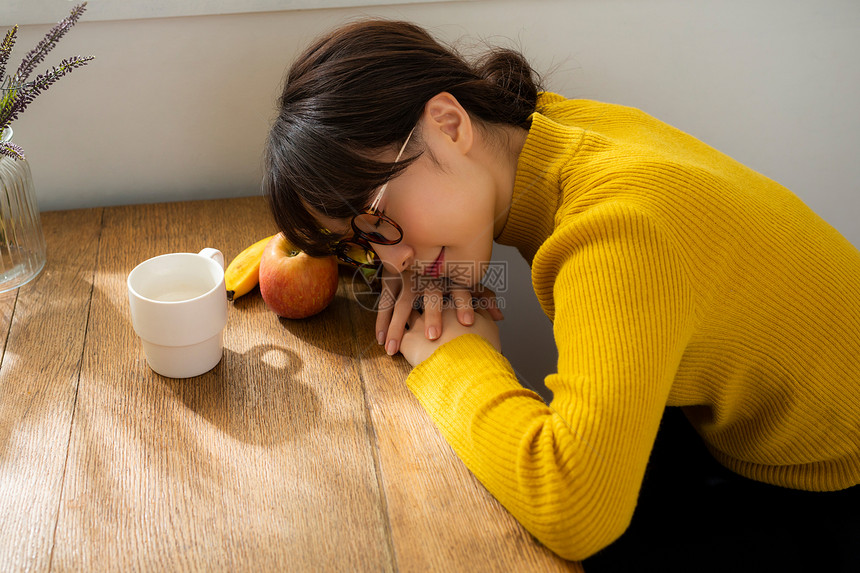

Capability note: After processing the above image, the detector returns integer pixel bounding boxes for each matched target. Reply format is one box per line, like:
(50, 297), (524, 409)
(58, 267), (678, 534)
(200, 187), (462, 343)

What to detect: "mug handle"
(198, 248), (225, 270)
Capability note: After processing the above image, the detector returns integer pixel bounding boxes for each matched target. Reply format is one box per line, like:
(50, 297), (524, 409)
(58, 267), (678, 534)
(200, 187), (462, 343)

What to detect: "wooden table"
(0, 197), (582, 572)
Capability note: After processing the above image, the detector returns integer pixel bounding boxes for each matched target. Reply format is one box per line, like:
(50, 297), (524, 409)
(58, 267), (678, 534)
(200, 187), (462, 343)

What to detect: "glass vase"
(0, 128), (47, 293)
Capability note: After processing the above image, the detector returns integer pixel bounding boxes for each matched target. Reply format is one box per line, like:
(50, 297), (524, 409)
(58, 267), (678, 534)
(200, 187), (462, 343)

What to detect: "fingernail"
(377, 331), (385, 345)
(428, 326), (439, 340)
(386, 339), (398, 356)
(464, 311), (474, 325)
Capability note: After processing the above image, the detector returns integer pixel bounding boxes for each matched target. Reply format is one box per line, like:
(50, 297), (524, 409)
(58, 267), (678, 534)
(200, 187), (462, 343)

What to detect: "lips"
(425, 248), (445, 277)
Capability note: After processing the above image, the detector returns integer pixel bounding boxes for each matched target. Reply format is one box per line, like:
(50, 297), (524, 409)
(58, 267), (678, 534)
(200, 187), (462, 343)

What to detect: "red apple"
(259, 233), (339, 319)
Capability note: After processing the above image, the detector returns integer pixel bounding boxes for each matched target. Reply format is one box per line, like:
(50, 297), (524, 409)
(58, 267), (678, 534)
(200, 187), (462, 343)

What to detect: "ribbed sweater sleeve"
(406, 204), (695, 560)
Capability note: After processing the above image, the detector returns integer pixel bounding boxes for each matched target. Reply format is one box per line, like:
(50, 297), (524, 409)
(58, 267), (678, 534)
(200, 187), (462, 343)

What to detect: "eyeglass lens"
(353, 213), (401, 243)
(339, 241), (379, 266)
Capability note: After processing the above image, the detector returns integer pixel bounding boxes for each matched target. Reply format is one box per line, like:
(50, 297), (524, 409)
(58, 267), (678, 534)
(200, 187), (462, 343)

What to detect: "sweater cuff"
(405, 334), (526, 428)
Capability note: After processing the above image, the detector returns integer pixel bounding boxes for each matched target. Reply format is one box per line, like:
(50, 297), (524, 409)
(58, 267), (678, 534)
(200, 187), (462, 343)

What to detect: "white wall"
(7, 0), (860, 396)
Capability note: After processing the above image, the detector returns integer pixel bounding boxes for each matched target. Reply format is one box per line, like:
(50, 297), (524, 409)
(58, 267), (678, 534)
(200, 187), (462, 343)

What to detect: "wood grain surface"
(0, 197), (583, 572)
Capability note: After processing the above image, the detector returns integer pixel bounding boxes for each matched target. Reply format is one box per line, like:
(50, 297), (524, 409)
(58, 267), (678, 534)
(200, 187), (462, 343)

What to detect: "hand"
(375, 266), (504, 356)
(400, 307), (501, 366)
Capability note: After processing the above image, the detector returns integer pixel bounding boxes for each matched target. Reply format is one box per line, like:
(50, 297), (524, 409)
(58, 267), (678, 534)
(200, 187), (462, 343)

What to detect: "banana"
(225, 235), (276, 301)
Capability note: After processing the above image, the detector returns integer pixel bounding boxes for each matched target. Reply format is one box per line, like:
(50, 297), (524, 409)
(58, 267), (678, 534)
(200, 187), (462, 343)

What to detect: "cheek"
(433, 192), (495, 242)
(398, 191), (473, 239)
(398, 200), (441, 240)
(392, 167), (492, 243)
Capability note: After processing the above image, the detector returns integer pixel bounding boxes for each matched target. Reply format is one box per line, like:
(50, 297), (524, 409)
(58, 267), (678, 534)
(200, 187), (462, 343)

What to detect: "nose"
(374, 242), (414, 274)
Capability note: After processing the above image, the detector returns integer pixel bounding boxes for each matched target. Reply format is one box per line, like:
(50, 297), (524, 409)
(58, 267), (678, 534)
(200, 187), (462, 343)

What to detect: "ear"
(422, 92), (473, 154)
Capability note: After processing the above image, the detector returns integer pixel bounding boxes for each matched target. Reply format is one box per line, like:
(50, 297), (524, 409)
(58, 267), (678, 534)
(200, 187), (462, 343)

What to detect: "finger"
(449, 287), (474, 326)
(473, 285), (505, 321)
(385, 288), (417, 356)
(404, 307), (424, 334)
(422, 282), (444, 340)
(400, 308), (428, 365)
(374, 269), (403, 345)
(474, 307), (495, 321)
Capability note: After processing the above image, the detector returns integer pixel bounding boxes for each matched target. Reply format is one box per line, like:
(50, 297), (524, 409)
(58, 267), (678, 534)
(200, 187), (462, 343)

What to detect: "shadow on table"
(161, 344), (318, 448)
(274, 293), (378, 359)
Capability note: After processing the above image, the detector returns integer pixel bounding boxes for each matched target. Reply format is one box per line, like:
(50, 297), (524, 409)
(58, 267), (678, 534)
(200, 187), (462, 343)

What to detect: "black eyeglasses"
(331, 127), (414, 269)
(332, 211), (403, 268)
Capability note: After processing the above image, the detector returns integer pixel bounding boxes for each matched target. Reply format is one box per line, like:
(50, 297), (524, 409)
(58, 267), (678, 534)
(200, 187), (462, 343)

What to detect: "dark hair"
(264, 19), (542, 256)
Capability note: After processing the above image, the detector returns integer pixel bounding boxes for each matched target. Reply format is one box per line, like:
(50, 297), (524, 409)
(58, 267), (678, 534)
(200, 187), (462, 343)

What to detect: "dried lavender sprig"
(0, 26), (17, 83)
(0, 140), (25, 161)
(24, 55), (94, 93)
(0, 55), (94, 130)
(0, 82), (20, 129)
(14, 3), (88, 84)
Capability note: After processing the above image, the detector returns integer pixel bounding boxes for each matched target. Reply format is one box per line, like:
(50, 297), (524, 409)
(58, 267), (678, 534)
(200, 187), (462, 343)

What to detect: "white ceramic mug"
(127, 248), (228, 378)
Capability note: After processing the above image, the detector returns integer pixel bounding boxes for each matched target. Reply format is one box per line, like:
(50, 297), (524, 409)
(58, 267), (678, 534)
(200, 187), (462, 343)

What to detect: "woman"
(264, 19), (860, 562)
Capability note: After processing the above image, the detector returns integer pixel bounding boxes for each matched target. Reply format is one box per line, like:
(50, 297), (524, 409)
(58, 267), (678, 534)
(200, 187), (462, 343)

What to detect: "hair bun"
(474, 48), (540, 128)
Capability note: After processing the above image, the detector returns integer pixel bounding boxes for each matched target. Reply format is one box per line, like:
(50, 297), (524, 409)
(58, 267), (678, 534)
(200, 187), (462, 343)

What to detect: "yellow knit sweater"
(405, 93), (860, 560)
